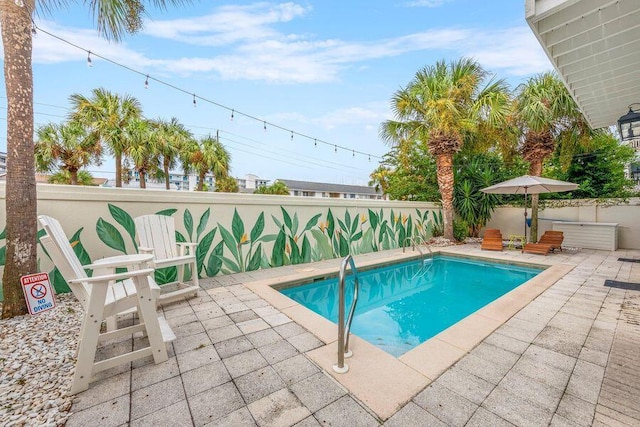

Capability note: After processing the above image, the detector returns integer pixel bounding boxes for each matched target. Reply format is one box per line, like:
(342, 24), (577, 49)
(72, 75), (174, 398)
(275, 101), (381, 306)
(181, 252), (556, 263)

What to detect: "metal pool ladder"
(333, 255), (360, 374)
(403, 236), (433, 259)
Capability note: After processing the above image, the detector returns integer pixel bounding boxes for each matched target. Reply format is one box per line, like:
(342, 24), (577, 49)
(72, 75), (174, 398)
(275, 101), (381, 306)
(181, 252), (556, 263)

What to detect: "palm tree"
(70, 88), (142, 188)
(127, 118), (158, 189)
(368, 165), (390, 195)
(35, 121), (102, 185)
(380, 58), (511, 241)
(49, 170), (97, 186)
(151, 117), (192, 190)
(184, 135), (231, 191)
(515, 72), (591, 241)
(0, 0), (189, 318)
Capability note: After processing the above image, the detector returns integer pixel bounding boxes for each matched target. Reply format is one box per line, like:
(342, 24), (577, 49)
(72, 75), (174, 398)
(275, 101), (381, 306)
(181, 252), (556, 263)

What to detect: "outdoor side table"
(508, 234), (526, 250)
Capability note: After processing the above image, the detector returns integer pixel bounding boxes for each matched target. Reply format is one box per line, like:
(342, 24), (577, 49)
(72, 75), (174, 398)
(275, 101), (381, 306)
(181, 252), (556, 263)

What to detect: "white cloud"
(25, 3), (550, 84)
(143, 2), (310, 46)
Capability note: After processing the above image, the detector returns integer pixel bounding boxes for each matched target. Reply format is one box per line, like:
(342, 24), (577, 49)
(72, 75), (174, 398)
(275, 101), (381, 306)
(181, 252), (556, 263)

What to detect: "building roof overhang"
(525, 0), (640, 129)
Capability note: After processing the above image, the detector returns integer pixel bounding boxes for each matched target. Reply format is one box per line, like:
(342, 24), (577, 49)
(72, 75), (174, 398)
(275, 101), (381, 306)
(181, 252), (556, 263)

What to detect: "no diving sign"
(21, 273), (56, 315)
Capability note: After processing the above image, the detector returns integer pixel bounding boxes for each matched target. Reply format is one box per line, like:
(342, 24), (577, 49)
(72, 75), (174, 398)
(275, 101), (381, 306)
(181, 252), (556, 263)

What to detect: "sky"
(0, 0), (552, 186)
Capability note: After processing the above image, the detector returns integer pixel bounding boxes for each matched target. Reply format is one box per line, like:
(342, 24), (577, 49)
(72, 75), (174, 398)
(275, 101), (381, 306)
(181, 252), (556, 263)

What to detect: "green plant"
(453, 219), (469, 242)
(430, 210), (444, 237)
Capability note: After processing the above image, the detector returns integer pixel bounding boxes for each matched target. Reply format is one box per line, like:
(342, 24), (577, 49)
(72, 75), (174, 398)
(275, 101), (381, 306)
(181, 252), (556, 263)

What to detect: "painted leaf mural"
(96, 218), (127, 254)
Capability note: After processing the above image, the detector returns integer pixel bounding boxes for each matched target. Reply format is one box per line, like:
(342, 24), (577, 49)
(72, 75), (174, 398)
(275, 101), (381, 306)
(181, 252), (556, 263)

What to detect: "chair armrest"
(85, 254), (154, 270)
(176, 242), (198, 256)
(69, 268), (156, 285)
(138, 247), (155, 255)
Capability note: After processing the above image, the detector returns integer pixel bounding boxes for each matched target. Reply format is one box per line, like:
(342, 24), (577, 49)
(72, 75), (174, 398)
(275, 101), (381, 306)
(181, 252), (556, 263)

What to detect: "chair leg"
(133, 275), (168, 364)
(71, 287), (108, 394)
(191, 261), (199, 288)
(176, 264), (184, 283)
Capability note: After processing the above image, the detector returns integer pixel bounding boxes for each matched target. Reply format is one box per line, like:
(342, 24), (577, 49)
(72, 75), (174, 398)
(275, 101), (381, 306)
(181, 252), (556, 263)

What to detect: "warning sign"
(21, 273), (56, 315)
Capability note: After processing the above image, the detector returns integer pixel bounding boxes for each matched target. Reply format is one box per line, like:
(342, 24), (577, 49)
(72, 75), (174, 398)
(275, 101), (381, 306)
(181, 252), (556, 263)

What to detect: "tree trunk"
(197, 171), (205, 191)
(139, 169), (146, 189)
(436, 153), (455, 241)
(164, 158), (170, 190)
(115, 151), (122, 187)
(1, 0), (36, 318)
(69, 169), (78, 185)
(528, 159), (543, 243)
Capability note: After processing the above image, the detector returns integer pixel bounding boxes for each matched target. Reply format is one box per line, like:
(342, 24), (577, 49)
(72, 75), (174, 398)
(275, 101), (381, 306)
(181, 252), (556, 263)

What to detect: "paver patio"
(65, 245), (640, 426)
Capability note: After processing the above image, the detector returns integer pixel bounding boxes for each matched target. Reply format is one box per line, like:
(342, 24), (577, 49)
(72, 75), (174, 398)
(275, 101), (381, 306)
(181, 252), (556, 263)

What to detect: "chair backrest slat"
(38, 215), (91, 307)
(135, 215), (178, 260)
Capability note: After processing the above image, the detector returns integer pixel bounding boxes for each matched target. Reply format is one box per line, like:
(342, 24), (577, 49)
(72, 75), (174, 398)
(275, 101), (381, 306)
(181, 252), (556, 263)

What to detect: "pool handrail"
(403, 236), (432, 259)
(333, 254), (359, 374)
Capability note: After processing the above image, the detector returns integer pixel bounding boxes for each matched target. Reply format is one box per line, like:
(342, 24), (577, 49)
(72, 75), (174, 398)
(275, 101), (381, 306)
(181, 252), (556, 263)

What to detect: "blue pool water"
(280, 255), (542, 357)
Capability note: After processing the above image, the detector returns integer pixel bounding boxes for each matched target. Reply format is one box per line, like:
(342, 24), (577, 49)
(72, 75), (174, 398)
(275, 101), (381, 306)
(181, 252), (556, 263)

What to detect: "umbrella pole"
(524, 189), (528, 244)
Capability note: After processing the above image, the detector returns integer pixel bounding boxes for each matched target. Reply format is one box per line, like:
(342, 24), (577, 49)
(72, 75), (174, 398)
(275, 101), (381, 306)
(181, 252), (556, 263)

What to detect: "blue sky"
(1, 0), (551, 186)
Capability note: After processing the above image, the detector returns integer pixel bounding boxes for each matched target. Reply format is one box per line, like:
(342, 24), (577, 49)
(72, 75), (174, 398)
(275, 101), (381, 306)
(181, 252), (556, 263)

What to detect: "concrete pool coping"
(244, 247), (574, 420)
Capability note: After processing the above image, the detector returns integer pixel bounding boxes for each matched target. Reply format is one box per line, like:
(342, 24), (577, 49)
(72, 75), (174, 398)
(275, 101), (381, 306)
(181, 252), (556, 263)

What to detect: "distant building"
(237, 174), (270, 193)
(276, 179), (384, 200)
(0, 152), (6, 174)
(123, 171), (214, 191)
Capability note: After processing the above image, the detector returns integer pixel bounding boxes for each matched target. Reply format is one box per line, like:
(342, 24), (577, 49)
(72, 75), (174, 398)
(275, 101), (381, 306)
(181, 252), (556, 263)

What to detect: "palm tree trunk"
(529, 159), (543, 243)
(115, 151), (122, 187)
(1, 0), (36, 318)
(139, 170), (146, 189)
(436, 153), (455, 241)
(70, 169), (78, 185)
(198, 171), (205, 191)
(164, 158), (170, 190)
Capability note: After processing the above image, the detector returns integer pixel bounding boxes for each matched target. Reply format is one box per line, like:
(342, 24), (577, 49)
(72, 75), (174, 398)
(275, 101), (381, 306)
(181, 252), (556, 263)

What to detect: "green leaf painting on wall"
(108, 203), (137, 251)
(0, 201), (438, 301)
(96, 218), (127, 254)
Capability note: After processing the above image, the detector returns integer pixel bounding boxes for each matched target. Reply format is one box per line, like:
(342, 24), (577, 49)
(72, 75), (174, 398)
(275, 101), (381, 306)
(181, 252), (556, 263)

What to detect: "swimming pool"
(280, 255), (543, 357)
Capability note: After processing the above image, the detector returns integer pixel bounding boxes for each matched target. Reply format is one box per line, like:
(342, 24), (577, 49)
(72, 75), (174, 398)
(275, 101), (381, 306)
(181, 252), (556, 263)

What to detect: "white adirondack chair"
(134, 214), (199, 304)
(38, 215), (175, 394)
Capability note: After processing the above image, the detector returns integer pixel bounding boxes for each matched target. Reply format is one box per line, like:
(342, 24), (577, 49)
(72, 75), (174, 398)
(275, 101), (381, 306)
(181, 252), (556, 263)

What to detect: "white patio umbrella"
(480, 175), (578, 243)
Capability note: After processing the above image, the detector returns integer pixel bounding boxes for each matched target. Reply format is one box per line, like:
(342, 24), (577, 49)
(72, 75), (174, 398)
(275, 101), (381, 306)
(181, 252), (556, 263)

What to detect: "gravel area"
(0, 294), (82, 426)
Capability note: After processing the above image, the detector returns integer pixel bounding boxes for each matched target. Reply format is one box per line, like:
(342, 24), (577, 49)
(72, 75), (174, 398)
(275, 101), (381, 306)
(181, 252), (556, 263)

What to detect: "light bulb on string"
(192, 94), (196, 107)
(230, 110), (234, 121)
(31, 24), (36, 35)
(87, 51), (92, 67)
(144, 75), (149, 89)
(352, 150), (355, 157)
(291, 131), (294, 141)
(263, 121), (267, 132)
(368, 155), (371, 162)
(334, 145), (337, 153)
(314, 139), (317, 147)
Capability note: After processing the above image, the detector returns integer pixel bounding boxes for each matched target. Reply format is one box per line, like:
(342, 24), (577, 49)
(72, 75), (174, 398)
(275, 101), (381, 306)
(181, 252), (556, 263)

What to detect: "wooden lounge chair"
(38, 215), (175, 394)
(522, 242), (554, 255)
(134, 214), (199, 304)
(538, 230), (564, 252)
(481, 229), (504, 251)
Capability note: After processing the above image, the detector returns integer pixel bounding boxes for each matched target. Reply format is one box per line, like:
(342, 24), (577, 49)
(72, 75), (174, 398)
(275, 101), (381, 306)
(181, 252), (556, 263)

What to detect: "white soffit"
(526, 0), (640, 129)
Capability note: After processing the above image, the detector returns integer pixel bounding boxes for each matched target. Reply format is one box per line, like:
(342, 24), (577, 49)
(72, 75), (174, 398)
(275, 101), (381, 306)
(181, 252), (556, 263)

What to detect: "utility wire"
(32, 23), (382, 161)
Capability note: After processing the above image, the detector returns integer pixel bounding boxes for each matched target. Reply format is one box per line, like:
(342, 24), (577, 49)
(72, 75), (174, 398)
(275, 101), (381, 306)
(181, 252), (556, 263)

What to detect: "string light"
(144, 75), (149, 89)
(291, 131), (294, 141)
(230, 109), (234, 121)
(31, 24), (37, 35)
(334, 145), (338, 153)
(352, 150), (355, 157)
(368, 155), (371, 162)
(32, 24), (382, 162)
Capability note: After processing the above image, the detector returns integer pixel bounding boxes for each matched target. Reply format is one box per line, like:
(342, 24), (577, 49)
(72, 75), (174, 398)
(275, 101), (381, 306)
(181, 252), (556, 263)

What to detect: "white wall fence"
(485, 198), (640, 249)
(0, 184), (440, 295)
(1, 184), (637, 298)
